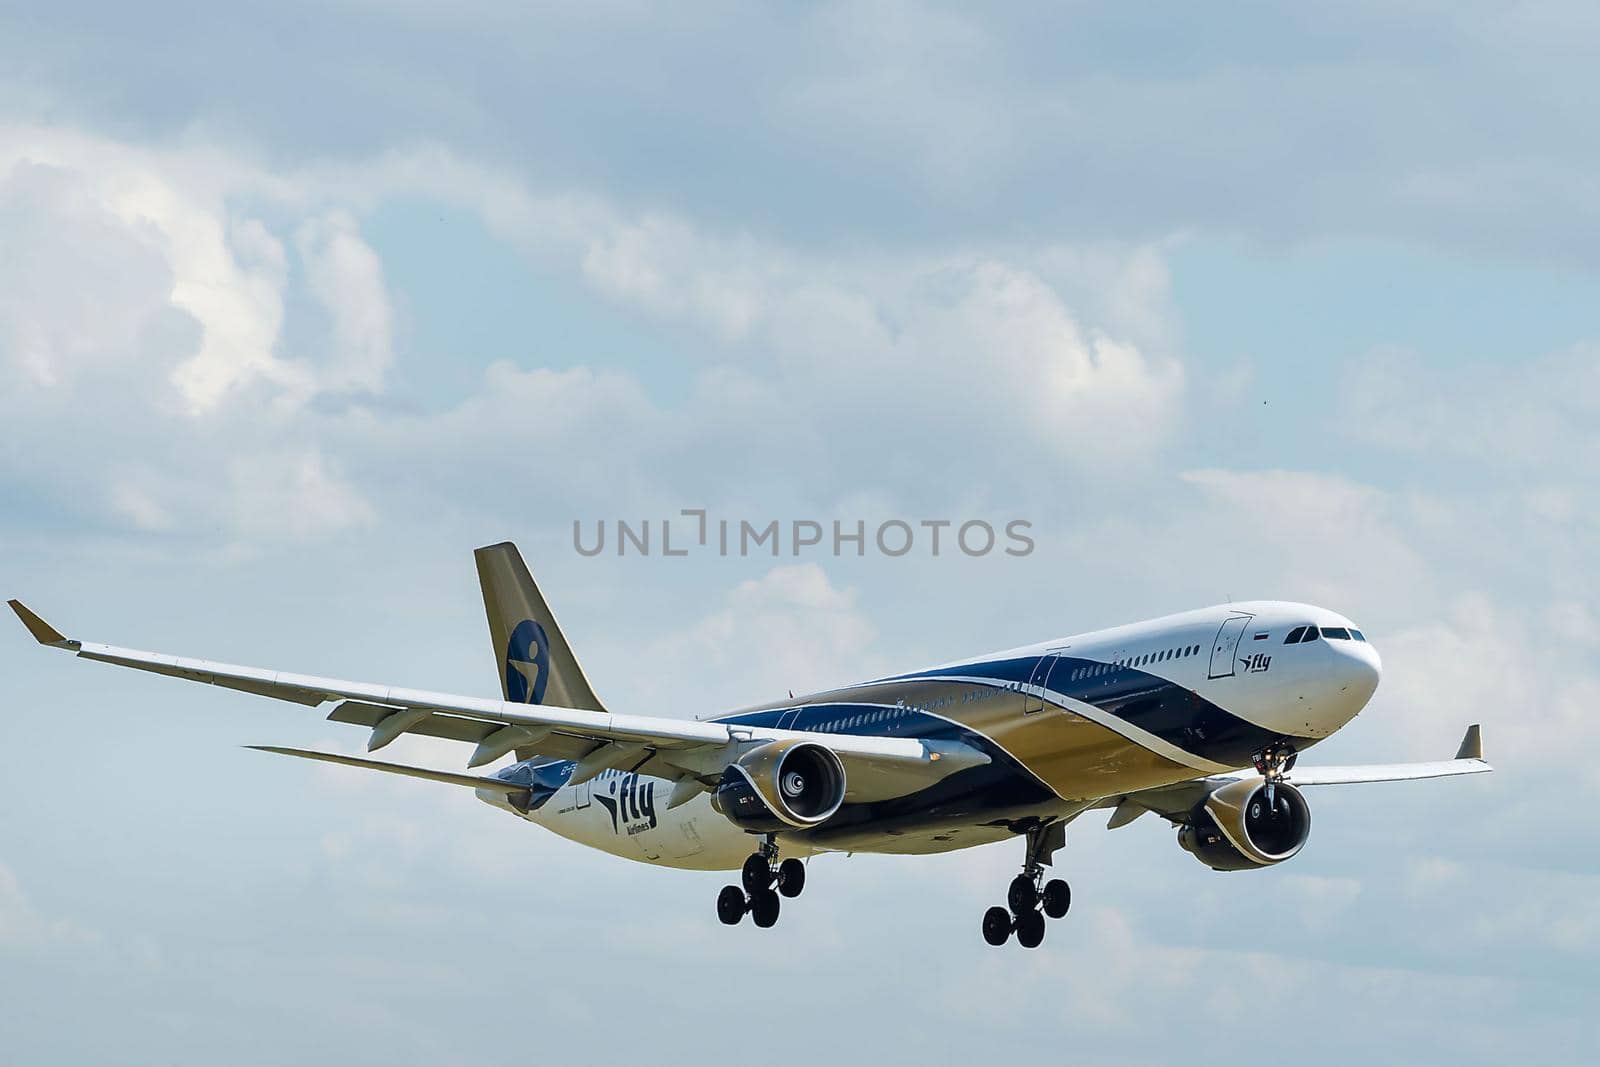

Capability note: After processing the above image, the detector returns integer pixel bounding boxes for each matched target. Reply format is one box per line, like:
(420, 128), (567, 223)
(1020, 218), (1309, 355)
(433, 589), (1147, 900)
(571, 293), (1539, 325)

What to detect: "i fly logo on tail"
(505, 619), (551, 704)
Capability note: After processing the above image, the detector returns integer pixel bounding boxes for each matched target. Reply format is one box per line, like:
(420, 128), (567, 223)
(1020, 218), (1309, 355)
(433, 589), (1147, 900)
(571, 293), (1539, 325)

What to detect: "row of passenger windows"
(1070, 643), (1202, 681)
(813, 707), (907, 732)
(1285, 625), (1367, 644)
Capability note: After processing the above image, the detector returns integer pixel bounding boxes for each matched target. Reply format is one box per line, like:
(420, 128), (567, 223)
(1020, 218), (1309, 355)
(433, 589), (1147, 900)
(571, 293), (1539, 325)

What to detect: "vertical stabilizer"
(474, 542), (608, 713)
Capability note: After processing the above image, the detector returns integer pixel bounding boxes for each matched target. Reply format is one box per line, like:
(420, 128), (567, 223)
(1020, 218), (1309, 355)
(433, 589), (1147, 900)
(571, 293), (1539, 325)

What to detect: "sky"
(0, 3), (1596, 1063)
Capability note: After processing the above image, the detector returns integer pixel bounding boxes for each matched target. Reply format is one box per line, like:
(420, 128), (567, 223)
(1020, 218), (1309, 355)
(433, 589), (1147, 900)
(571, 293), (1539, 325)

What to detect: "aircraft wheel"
(1007, 873), (1038, 915)
(742, 854), (774, 893)
(777, 857), (806, 898)
(717, 885), (746, 925)
(1015, 909), (1046, 949)
(982, 906), (1012, 946)
(749, 888), (781, 928)
(1042, 879), (1071, 919)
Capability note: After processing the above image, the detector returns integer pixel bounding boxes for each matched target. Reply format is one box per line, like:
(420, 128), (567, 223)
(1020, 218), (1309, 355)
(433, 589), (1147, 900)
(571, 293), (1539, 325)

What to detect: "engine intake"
(712, 740), (846, 832)
(1178, 779), (1311, 871)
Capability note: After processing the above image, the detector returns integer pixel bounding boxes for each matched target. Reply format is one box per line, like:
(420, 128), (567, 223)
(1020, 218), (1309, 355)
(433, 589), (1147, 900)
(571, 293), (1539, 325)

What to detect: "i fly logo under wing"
(594, 773), (659, 835)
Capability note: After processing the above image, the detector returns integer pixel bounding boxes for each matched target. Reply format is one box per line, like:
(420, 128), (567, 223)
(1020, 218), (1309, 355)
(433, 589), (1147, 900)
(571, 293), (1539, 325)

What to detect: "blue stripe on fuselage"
(864, 655), (1300, 765)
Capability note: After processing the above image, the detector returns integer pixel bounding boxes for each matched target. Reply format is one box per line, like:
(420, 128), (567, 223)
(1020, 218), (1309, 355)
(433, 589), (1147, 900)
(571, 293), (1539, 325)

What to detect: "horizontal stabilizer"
(245, 746), (529, 795)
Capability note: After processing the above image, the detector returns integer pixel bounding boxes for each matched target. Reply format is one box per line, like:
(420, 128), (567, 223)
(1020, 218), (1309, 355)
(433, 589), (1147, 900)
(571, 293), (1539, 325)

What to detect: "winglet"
(1455, 724), (1483, 761)
(7, 600), (78, 648)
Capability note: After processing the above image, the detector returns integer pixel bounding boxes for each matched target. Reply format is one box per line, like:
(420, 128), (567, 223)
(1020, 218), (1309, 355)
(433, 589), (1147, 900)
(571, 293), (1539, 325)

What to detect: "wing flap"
(328, 701), (499, 743)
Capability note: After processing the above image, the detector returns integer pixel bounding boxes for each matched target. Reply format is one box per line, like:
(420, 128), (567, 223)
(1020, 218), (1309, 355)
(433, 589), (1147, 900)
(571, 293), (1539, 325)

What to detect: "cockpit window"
(1285, 626), (1307, 644)
(1301, 627), (1319, 643)
(1351, 629), (1366, 642)
(1320, 626), (1351, 640)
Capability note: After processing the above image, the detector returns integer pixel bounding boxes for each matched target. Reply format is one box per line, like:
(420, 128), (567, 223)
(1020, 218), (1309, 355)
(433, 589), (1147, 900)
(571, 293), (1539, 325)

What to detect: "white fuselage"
(477, 600), (1382, 870)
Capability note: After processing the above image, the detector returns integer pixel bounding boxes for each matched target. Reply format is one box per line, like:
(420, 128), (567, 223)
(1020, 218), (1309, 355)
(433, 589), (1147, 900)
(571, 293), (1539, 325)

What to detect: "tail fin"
(474, 542), (608, 713)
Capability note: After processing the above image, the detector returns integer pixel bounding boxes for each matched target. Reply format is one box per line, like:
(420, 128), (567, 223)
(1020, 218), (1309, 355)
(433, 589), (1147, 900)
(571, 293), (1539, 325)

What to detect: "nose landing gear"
(717, 837), (807, 928)
(981, 821), (1072, 948)
(1253, 741), (1299, 808)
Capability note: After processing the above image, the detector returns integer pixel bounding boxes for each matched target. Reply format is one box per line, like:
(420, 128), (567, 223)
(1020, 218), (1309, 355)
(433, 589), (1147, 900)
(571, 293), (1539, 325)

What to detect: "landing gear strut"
(981, 821), (1071, 948)
(718, 836), (806, 928)
(1253, 741), (1299, 809)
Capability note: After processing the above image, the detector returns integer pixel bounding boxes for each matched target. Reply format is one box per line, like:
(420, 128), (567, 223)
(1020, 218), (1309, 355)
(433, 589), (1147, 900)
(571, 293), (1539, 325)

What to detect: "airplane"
(7, 542), (1491, 949)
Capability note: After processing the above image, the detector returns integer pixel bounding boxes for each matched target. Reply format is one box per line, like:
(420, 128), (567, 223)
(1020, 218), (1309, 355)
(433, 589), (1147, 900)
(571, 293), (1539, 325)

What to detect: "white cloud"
(1, 125), (1188, 553)
(1342, 343), (1600, 471)
(294, 211), (395, 395)
(0, 864), (98, 948)
(1171, 467), (1435, 611)
(631, 563), (884, 715)
(224, 449), (375, 541)
(570, 217), (1186, 466)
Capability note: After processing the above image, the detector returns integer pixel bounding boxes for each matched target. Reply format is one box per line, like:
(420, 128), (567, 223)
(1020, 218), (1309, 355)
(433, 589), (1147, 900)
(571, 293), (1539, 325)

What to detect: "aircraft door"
(1209, 615), (1255, 679)
(674, 817), (706, 860)
(1023, 649), (1068, 714)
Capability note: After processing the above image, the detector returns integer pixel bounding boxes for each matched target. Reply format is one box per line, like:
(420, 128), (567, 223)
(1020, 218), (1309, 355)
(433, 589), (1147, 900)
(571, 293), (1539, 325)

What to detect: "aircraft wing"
(1099, 724), (1492, 826)
(7, 600), (978, 801)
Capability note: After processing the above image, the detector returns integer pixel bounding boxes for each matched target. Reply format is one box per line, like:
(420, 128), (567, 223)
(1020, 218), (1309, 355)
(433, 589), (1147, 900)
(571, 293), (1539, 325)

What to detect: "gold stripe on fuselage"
(747, 677), (1206, 802)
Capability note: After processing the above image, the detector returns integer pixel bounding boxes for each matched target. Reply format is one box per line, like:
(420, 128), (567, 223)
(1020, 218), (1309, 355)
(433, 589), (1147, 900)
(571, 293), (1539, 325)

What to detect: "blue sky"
(0, 4), (1595, 1064)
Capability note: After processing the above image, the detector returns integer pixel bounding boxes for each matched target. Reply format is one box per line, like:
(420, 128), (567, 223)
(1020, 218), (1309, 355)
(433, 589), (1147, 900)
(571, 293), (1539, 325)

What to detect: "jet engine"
(711, 740), (846, 833)
(1177, 778), (1311, 871)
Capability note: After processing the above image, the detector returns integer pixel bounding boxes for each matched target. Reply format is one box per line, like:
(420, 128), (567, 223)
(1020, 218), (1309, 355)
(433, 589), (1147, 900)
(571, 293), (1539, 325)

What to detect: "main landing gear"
(717, 837), (806, 928)
(983, 821), (1071, 949)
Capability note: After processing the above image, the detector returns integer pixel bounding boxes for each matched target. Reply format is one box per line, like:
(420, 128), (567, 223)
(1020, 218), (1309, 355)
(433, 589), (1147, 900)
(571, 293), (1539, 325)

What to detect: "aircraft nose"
(1336, 638), (1382, 709)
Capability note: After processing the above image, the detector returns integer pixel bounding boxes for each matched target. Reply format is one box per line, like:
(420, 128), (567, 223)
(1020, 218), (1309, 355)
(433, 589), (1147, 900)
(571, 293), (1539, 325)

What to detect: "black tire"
(1042, 878), (1071, 919)
(1007, 874), (1038, 915)
(717, 885), (746, 925)
(749, 888), (781, 928)
(1015, 909), (1046, 949)
(982, 906), (1012, 946)
(742, 854), (773, 893)
(777, 857), (806, 898)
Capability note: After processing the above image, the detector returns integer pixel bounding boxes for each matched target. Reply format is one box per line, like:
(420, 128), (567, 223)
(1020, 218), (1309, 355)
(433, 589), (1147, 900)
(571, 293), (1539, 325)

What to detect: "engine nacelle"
(711, 740), (846, 833)
(1177, 779), (1311, 871)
